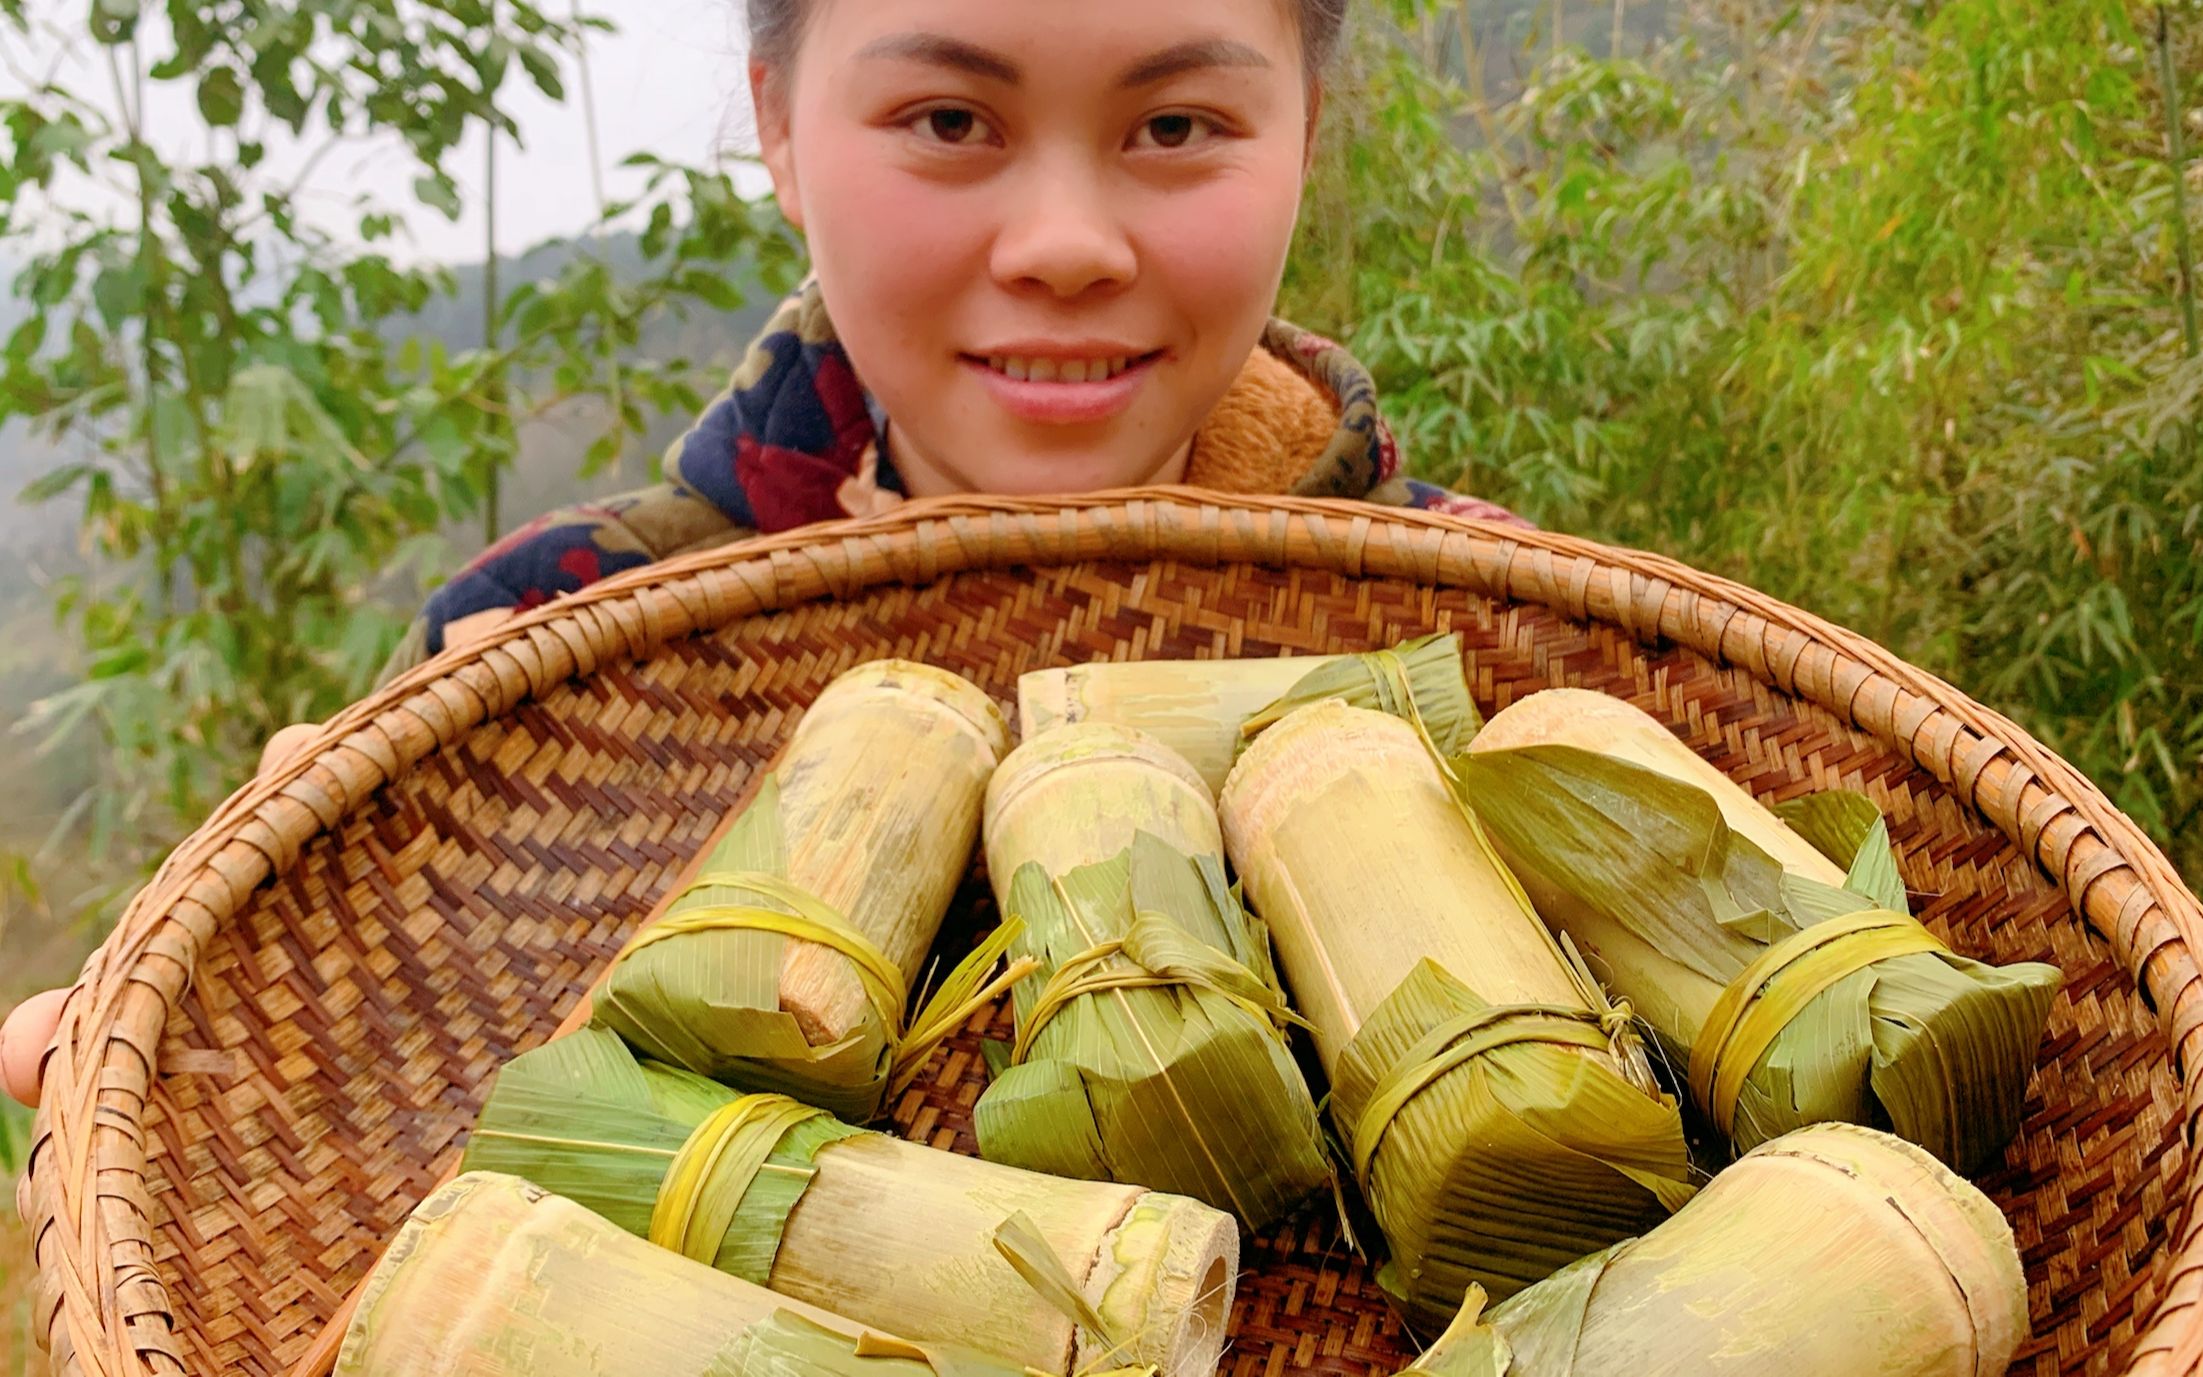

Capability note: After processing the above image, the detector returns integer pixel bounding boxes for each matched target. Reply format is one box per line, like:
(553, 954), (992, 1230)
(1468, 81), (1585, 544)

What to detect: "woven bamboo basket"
(15, 490), (2203, 1377)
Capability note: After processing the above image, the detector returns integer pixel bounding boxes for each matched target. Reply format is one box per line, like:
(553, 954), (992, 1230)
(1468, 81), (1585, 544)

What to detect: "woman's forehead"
(795, 0), (1305, 83)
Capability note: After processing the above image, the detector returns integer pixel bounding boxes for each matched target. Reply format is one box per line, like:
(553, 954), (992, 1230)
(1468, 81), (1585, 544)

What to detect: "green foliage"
(1287, 0), (2203, 873)
(0, 1099), (23, 1182)
(0, 3), (798, 912)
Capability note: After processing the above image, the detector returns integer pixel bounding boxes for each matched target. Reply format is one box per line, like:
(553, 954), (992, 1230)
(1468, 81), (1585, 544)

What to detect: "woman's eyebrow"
(851, 34), (1270, 89)
(1116, 39), (1271, 88)
(854, 33), (1021, 84)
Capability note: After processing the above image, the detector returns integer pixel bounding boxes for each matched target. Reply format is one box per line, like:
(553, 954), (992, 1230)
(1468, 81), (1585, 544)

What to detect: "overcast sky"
(3, 2), (777, 264)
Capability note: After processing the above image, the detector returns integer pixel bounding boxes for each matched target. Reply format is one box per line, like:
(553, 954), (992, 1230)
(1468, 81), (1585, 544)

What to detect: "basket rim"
(19, 486), (2203, 1377)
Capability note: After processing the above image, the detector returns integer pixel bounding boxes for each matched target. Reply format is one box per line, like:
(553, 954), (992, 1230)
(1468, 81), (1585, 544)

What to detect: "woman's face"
(753, 0), (1315, 497)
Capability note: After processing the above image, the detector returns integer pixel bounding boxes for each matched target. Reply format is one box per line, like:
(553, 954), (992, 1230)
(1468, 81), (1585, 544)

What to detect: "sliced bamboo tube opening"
(1437, 1123), (2026, 1376)
(777, 660), (1011, 1044)
(1220, 700), (1595, 1073)
(1469, 688), (1843, 884)
(338, 1172), (910, 1376)
(985, 723), (1221, 884)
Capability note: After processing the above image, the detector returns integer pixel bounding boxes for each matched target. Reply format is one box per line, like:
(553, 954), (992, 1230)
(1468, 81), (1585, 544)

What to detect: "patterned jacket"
(375, 282), (1527, 684)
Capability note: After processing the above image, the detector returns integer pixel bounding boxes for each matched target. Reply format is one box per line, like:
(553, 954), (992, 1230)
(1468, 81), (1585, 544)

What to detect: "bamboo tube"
(1022, 655), (1341, 792)
(985, 723), (1221, 878)
(592, 659), (1010, 1119)
(338, 1172), (1034, 1377)
(1218, 700), (1694, 1329)
(1220, 703), (1602, 1072)
(974, 724), (1332, 1230)
(1411, 1123), (2027, 1377)
(460, 1028), (1238, 1377)
(1468, 688), (1842, 882)
(1459, 688), (2061, 1170)
(773, 660), (1011, 1039)
(1018, 634), (1474, 795)
(780, 1132), (1235, 1376)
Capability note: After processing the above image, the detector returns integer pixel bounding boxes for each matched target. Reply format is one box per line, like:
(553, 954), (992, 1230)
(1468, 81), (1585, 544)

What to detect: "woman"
(0, 0), (1523, 1105)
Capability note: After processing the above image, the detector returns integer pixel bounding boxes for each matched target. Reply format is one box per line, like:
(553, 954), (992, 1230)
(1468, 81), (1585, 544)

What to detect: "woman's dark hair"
(748, 0), (1348, 82)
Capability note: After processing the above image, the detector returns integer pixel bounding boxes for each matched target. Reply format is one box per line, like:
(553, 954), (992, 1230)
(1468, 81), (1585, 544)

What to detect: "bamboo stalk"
(1218, 701), (1693, 1328)
(1459, 688), (2061, 1170)
(1469, 688), (1844, 884)
(1220, 702), (1598, 1073)
(592, 659), (1010, 1118)
(458, 1028), (1239, 1377)
(1414, 1123), (2026, 1376)
(777, 660), (1011, 1039)
(975, 724), (1332, 1230)
(776, 1132), (1236, 1376)
(337, 1172), (1027, 1377)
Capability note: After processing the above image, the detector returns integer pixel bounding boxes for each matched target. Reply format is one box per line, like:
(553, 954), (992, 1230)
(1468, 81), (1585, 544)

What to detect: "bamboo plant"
(458, 1026), (1237, 1377)
(1218, 699), (1696, 1333)
(1457, 688), (2062, 1171)
(974, 722), (1331, 1231)
(1406, 1123), (2026, 1377)
(1018, 633), (1477, 793)
(338, 1171), (1161, 1377)
(591, 658), (1015, 1122)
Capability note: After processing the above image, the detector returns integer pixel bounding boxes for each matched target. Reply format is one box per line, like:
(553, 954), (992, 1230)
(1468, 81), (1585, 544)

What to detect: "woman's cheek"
(1137, 169), (1304, 326)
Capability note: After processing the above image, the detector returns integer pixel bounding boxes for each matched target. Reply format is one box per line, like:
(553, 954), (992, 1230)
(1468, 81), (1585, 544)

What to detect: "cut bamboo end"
(775, 659), (1009, 1046)
(985, 723), (1221, 891)
(1447, 1123), (2027, 1376)
(1019, 655), (1342, 793)
(1079, 1190), (1239, 1377)
(1219, 700), (1589, 1071)
(1471, 689), (1845, 884)
(337, 1172), (892, 1376)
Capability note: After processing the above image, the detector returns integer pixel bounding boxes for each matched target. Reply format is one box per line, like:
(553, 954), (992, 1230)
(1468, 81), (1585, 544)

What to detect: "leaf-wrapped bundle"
(1406, 1123), (2026, 1377)
(591, 659), (1012, 1121)
(460, 1026), (1237, 1377)
(976, 723), (1331, 1231)
(338, 1172), (1162, 1377)
(1018, 633), (1476, 793)
(1458, 688), (2061, 1170)
(1219, 701), (1695, 1333)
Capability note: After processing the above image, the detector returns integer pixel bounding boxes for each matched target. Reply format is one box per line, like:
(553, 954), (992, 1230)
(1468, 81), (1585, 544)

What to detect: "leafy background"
(1, 0), (2199, 1368)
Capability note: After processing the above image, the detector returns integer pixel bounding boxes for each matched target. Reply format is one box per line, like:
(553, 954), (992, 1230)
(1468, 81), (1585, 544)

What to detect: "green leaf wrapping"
(1239, 632), (1482, 755)
(973, 832), (1332, 1231)
(1330, 959), (1694, 1334)
(1453, 744), (2062, 1172)
(591, 774), (897, 1123)
(459, 1025), (863, 1283)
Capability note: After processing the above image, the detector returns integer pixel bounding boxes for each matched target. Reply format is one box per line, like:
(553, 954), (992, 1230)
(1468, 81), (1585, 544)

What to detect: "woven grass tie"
(650, 1093), (830, 1264)
(1350, 1000), (1638, 1181)
(1688, 909), (1950, 1136)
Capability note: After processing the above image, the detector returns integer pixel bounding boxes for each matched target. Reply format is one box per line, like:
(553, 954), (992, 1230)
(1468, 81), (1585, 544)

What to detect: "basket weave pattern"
(19, 492), (2203, 1376)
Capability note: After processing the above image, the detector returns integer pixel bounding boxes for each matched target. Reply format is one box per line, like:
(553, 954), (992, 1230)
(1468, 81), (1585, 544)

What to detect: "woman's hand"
(0, 605), (517, 1108)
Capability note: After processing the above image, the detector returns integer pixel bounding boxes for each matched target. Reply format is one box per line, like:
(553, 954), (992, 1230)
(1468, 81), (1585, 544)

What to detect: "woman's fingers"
(256, 721), (325, 778)
(1, 987), (71, 1109)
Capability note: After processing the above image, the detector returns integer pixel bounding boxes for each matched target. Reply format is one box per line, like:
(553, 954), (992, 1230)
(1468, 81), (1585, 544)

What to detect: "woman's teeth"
(986, 355), (1135, 383)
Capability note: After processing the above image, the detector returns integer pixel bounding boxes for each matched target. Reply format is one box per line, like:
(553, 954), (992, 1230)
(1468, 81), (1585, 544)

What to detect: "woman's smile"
(961, 344), (1171, 425)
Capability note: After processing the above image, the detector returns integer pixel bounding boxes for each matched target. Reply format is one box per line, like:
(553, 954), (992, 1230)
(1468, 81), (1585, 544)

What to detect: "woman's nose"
(988, 161), (1138, 299)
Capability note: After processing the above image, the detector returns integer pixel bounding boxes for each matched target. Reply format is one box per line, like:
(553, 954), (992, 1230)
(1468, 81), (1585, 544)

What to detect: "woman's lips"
(962, 351), (1163, 426)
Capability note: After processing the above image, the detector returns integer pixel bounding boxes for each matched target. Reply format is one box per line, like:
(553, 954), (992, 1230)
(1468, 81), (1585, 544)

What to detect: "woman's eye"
(911, 107), (995, 146)
(1133, 113), (1216, 150)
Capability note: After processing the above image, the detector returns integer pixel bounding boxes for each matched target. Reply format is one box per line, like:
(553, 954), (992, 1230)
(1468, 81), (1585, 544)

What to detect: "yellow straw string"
(1688, 909), (1949, 1135)
(649, 1093), (828, 1264)
(1350, 1001), (1625, 1181)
